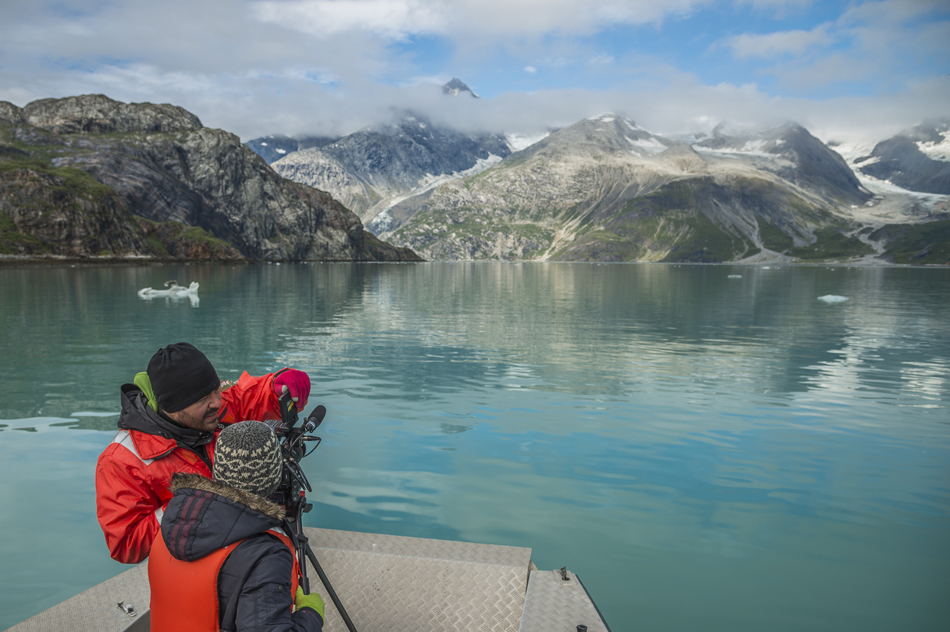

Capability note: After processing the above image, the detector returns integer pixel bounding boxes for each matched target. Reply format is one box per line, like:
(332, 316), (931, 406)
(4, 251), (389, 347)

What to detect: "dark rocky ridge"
(855, 121), (950, 194)
(0, 95), (421, 262)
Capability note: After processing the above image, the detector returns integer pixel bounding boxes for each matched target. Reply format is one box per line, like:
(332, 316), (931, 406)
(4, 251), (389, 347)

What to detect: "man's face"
(166, 388), (222, 431)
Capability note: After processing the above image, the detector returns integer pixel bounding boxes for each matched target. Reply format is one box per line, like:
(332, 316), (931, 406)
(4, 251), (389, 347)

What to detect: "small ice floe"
(818, 295), (849, 303)
(728, 274), (742, 279)
(137, 280), (199, 298)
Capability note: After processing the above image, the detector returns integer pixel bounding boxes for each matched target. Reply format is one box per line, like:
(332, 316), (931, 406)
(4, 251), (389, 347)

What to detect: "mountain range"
(2, 87), (946, 265)
(250, 97), (949, 264)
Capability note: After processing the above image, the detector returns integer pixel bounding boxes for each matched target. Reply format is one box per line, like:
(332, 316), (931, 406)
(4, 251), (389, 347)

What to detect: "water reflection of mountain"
(271, 263), (948, 407)
(2, 263), (947, 426)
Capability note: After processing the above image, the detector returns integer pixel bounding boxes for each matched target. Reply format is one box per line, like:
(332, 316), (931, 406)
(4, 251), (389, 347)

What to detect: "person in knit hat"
(96, 342), (314, 564)
(149, 421), (325, 631)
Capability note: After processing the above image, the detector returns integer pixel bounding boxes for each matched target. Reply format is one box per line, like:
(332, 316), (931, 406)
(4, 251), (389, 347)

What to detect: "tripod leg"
(305, 542), (359, 632)
(285, 517), (311, 594)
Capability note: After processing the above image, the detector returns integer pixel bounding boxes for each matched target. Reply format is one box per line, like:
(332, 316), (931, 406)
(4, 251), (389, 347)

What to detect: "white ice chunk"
(818, 295), (849, 303)
(138, 281), (199, 297)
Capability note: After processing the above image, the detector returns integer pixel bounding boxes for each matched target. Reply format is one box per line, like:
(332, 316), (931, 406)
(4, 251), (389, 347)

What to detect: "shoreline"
(0, 255), (946, 268)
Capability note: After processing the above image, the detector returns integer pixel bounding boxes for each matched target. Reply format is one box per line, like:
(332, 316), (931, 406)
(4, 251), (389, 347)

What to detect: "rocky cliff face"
(0, 95), (420, 262)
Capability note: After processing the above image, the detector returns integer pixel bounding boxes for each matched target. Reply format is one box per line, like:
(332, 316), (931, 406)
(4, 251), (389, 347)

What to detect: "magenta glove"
(274, 369), (311, 411)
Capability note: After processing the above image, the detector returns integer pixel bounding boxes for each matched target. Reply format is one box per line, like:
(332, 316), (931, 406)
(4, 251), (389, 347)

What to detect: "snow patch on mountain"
(506, 131), (548, 152)
(625, 135), (666, 155)
(918, 137), (950, 162)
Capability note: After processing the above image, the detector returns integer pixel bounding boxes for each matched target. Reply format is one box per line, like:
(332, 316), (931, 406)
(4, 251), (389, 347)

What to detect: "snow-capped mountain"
(442, 77), (479, 98)
(271, 112), (512, 224)
(247, 79), (508, 224)
(850, 120), (950, 195)
(375, 114), (947, 263)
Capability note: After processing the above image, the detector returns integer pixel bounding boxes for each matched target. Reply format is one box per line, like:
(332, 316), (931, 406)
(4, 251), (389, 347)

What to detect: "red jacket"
(95, 370), (286, 564)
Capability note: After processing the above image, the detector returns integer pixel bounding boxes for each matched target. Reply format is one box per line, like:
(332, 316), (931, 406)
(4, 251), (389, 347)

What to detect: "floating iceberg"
(818, 295), (849, 303)
(728, 274), (742, 279)
(137, 280), (199, 297)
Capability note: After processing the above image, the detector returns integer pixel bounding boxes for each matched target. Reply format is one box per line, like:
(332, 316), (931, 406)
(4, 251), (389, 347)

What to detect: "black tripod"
(273, 395), (359, 632)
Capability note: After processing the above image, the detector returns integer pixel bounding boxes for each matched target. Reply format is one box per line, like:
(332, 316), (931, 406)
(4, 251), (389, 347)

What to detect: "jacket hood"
(118, 383), (214, 449)
(160, 473), (287, 562)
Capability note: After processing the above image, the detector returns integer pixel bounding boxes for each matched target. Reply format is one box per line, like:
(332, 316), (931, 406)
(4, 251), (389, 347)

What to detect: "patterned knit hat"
(213, 421), (283, 500)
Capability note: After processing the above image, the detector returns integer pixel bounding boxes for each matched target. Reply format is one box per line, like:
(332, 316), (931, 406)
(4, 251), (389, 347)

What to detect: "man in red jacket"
(95, 342), (312, 564)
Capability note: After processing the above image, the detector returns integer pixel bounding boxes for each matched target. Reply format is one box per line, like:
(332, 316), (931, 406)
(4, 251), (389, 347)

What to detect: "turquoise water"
(1, 262), (948, 631)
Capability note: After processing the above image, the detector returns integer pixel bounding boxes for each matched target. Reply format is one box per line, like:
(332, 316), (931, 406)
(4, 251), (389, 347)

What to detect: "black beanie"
(147, 342), (220, 413)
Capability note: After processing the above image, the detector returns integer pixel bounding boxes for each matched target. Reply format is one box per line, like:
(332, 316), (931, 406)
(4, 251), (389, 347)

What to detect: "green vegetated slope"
(869, 220), (950, 264)
(552, 178), (874, 262)
(0, 123), (243, 259)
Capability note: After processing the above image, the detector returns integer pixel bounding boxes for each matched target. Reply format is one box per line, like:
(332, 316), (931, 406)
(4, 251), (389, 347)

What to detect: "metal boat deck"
(7, 527), (609, 632)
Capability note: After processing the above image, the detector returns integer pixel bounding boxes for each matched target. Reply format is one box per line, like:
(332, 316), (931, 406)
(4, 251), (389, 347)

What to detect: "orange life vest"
(148, 528), (301, 632)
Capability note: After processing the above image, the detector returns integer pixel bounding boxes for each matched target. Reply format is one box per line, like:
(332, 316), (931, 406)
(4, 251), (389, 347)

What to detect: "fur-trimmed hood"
(160, 473), (287, 562)
(170, 473), (286, 520)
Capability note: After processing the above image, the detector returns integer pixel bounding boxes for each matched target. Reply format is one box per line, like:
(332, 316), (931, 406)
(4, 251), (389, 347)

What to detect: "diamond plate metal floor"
(5, 528), (608, 632)
(519, 569), (610, 632)
(303, 528), (531, 632)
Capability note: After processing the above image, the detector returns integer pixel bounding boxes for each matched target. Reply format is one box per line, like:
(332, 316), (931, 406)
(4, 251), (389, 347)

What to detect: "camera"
(265, 391), (325, 514)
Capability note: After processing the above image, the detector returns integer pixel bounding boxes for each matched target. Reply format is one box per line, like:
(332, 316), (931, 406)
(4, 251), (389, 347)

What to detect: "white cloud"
(251, 0), (710, 39)
(0, 0), (946, 148)
(724, 25), (832, 59)
(252, 0), (447, 39)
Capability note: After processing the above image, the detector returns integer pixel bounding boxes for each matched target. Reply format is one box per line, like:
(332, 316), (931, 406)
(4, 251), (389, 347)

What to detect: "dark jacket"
(154, 473), (323, 632)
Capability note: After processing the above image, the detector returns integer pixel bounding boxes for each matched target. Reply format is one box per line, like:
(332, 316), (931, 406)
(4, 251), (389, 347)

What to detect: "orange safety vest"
(148, 528), (301, 632)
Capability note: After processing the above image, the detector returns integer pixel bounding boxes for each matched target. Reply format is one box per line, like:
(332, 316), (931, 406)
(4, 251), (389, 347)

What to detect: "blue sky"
(0, 0), (947, 143)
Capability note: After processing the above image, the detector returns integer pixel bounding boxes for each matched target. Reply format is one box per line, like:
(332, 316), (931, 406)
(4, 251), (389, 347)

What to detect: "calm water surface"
(0, 262), (948, 631)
